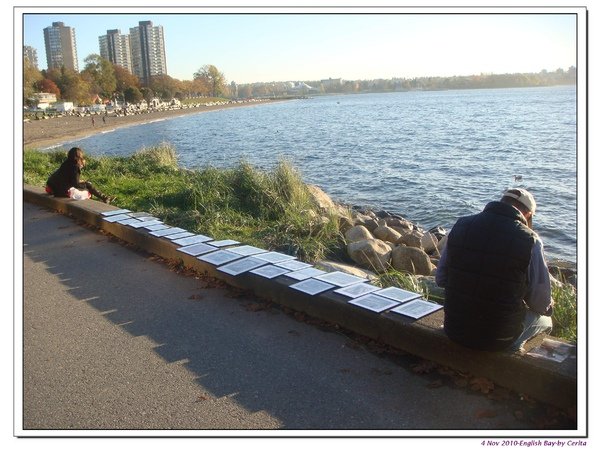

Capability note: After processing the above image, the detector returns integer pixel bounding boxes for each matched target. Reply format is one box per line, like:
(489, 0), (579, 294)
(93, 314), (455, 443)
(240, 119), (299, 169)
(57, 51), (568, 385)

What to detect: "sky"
(19, 7), (578, 85)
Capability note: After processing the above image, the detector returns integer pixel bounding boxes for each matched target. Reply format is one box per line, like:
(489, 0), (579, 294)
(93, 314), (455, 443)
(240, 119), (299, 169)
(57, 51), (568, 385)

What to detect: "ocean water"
(62, 86), (578, 264)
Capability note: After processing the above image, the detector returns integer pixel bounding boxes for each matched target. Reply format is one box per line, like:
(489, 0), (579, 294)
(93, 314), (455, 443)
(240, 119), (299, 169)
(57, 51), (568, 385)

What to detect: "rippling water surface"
(64, 86), (578, 264)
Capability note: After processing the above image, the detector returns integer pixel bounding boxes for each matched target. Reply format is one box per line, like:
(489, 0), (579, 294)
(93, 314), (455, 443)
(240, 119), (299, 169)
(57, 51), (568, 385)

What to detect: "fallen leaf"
(411, 359), (437, 374)
(427, 379), (444, 389)
(188, 294), (204, 300)
(470, 377), (495, 394)
(475, 409), (498, 419)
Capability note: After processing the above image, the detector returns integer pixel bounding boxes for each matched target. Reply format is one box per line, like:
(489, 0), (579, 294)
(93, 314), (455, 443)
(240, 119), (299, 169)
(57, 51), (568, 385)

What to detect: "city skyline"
(22, 10), (578, 85)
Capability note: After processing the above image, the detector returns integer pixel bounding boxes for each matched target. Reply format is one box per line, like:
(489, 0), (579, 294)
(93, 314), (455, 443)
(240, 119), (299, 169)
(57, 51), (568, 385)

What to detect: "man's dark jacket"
(443, 201), (536, 351)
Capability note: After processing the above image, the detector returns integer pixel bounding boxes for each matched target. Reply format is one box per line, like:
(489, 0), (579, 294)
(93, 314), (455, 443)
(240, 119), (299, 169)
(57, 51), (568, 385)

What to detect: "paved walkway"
(21, 202), (549, 434)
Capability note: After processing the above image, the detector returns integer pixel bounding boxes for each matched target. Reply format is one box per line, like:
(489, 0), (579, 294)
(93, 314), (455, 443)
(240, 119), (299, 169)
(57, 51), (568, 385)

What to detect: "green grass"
(24, 144), (345, 263)
(550, 280), (577, 343)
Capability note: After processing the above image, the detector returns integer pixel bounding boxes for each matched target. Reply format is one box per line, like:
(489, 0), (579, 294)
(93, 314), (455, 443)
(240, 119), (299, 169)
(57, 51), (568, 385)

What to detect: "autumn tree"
(47, 67), (92, 104)
(36, 79), (61, 98)
(82, 54), (117, 99)
(149, 74), (180, 101)
(140, 87), (154, 104)
(124, 86), (143, 104)
(23, 58), (43, 105)
(113, 65), (140, 94)
(193, 65), (227, 97)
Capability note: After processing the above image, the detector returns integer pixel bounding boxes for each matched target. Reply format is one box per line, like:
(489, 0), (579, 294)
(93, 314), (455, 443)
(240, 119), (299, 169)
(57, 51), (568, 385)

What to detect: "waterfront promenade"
(21, 201), (551, 433)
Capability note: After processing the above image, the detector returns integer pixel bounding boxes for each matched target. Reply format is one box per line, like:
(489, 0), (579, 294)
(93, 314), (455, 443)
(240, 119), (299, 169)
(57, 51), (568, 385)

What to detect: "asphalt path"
(21, 202), (545, 435)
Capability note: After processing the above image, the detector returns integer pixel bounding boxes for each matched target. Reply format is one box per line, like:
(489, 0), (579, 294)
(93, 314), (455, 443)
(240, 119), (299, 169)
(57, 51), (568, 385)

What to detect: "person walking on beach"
(46, 147), (115, 204)
(91, 116), (95, 127)
(435, 188), (553, 352)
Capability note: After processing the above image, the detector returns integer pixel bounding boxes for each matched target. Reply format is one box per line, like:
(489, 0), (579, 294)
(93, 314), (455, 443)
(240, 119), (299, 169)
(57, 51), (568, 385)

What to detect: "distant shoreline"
(22, 99), (288, 150)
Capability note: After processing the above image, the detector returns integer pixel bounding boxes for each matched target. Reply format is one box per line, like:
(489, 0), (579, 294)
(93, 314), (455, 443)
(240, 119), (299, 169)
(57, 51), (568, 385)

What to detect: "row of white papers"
(101, 208), (442, 320)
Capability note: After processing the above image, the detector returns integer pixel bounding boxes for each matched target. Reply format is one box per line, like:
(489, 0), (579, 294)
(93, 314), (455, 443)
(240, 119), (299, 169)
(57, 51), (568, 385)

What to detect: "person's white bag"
(68, 187), (91, 200)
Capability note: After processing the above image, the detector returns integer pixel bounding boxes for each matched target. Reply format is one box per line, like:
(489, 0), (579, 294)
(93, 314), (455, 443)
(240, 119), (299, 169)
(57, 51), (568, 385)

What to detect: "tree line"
(24, 53), (577, 107)
(235, 67), (576, 98)
(24, 54), (228, 107)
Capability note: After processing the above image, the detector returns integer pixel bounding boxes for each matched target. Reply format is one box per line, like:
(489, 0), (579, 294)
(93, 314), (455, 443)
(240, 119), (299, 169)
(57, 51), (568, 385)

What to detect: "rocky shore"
(22, 99), (281, 149)
(307, 185), (577, 291)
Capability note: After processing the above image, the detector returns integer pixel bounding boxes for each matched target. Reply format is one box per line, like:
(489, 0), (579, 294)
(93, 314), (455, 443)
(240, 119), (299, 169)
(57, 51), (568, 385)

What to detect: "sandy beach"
(22, 99), (283, 150)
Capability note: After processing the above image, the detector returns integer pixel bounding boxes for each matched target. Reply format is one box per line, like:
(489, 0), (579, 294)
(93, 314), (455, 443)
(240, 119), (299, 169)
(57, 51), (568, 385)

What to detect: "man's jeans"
(509, 310), (553, 352)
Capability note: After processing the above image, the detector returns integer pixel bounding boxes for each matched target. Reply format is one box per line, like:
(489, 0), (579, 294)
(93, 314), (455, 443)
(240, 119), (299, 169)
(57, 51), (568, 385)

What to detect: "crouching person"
(436, 188), (553, 352)
(46, 147), (115, 204)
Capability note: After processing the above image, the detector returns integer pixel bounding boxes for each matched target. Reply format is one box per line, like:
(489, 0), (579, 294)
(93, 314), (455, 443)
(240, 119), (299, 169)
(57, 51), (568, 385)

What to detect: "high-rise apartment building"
(23, 45), (38, 69)
(43, 21), (79, 71)
(129, 21), (167, 85)
(99, 29), (133, 73)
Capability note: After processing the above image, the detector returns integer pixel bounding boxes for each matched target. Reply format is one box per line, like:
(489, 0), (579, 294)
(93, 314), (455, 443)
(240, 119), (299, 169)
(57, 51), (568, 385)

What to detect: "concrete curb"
(23, 185), (577, 410)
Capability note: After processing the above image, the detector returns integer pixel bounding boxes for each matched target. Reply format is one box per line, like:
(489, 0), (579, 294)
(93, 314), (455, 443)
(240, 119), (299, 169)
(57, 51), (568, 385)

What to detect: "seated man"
(435, 188), (553, 352)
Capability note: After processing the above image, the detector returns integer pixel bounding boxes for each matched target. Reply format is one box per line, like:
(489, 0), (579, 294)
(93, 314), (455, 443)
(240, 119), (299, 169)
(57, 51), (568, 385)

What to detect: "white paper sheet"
(197, 250), (243, 266)
(348, 294), (399, 313)
(210, 239), (240, 247)
(116, 218), (143, 226)
(527, 339), (575, 363)
(390, 299), (443, 319)
(102, 213), (131, 222)
(165, 232), (195, 240)
(128, 220), (163, 229)
(218, 257), (269, 275)
(172, 234), (213, 246)
(375, 286), (422, 303)
(253, 251), (296, 263)
(284, 267), (326, 281)
(150, 227), (187, 237)
(289, 279), (335, 295)
(315, 271), (366, 287)
(143, 223), (169, 231)
(334, 283), (381, 298)
(101, 209), (131, 216)
(228, 245), (268, 256)
(177, 242), (218, 256)
(250, 265), (290, 279)
(275, 260), (312, 271)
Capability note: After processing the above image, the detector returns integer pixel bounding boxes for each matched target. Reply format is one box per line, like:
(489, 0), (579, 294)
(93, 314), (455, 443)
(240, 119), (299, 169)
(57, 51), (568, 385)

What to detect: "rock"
(347, 239), (393, 273)
(398, 232), (423, 249)
(438, 235), (448, 254)
(373, 225), (403, 244)
(344, 225), (374, 243)
(338, 215), (355, 233)
(391, 246), (434, 275)
(427, 226), (447, 241)
(307, 184), (336, 211)
(353, 212), (379, 231)
(415, 275), (446, 300)
(421, 232), (440, 254)
(385, 217), (414, 232)
(316, 260), (377, 280)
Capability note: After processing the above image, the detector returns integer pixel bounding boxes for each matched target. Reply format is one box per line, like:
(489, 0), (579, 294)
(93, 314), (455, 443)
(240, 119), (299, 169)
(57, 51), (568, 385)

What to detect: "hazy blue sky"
(21, 10), (577, 84)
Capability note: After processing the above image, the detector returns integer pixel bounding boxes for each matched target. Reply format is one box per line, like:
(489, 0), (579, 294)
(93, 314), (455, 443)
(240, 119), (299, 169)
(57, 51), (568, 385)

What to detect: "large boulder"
(353, 212), (379, 232)
(347, 239), (393, 273)
(420, 231), (440, 254)
(307, 184), (337, 211)
(391, 245), (434, 275)
(386, 217), (414, 232)
(345, 225), (374, 243)
(373, 225), (403, 244)
(398, 232), (423, 249)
